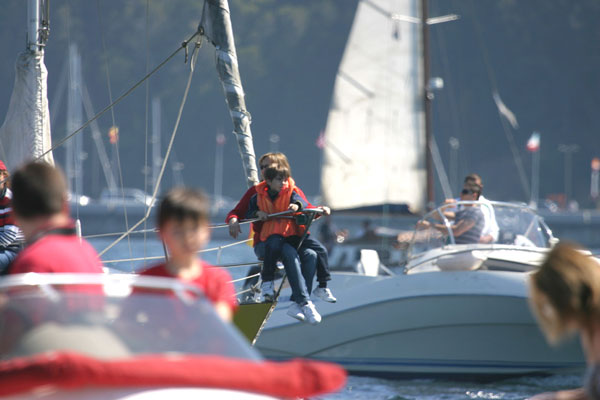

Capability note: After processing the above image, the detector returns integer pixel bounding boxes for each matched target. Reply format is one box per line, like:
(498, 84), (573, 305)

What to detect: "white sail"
(0, 0), (53, 171)
(0, 50), (54, 170)
(321, 0), (426, 212)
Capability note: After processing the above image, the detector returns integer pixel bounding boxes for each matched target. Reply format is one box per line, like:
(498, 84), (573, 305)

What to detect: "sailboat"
(320, 0), (427, 214)
(0, 1), (347, 397)
(317, 0), (460, 271)
(254, 0), (586, 379)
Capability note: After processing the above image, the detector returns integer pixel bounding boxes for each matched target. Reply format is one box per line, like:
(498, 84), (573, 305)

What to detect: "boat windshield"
(407, 201), (554, 259)
(0, 273), (261, 362)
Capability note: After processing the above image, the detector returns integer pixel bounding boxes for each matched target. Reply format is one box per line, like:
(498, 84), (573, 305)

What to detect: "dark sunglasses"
(461, 189), (476, 195)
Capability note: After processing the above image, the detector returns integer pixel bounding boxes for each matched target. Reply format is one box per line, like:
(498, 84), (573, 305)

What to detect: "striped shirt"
(0, 188), (24, 249)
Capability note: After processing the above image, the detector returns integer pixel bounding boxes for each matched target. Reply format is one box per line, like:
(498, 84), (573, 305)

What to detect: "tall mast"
(421, 0), (434, 209)
(151, 97), (161, 191)
(27, 0), (41, 51)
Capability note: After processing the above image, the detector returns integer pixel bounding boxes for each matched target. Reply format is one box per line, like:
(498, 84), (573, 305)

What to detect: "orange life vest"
(256, 178), (301, 241)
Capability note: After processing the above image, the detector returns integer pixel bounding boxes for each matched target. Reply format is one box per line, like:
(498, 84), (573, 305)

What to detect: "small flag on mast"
(526, 132), (540, 152)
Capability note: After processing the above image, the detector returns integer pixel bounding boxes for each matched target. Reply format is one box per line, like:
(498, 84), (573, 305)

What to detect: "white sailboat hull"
(255, 271), (584, 378)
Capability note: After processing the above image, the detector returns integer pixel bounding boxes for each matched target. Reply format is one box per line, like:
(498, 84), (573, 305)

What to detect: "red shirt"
(139, 261), (238, 311)
(9, 232), (103, 274)
(226, 184), (313, 246)
(7, 227), (104, 324)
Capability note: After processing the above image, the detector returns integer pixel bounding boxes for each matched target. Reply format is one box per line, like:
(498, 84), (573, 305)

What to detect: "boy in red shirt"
(139, 187), (237, 322)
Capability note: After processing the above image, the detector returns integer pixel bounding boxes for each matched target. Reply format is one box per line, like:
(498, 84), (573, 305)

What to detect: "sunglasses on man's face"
(461, 189), (476, 195)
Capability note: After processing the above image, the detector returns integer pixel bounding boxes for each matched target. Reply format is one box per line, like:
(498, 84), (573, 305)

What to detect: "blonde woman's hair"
(529, 242), (600, 344)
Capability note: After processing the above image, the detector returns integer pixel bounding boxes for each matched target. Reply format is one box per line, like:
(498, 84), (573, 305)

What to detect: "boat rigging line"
(98, 32), (203, 258)
(95, 0), (134, 262)
(35, 29), (203, 162)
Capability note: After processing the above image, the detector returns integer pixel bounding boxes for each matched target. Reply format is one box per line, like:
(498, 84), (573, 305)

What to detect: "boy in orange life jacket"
(246, 165), (321, 324)
(139, 187), (238, 322)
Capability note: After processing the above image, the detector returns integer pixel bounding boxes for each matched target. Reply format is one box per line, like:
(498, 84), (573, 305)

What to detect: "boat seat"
(12, 322), (130, 359)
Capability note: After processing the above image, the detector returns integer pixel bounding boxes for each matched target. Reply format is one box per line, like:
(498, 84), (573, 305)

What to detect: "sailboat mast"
(151, 97), (161, 191)
(27, 0), (41, 51)
(421, 0), (434, 209)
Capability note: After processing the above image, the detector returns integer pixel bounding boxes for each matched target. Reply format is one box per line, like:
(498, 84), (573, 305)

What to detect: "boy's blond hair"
(158, 187), (210, 228)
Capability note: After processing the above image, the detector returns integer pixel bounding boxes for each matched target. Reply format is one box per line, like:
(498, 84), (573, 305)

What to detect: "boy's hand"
(288, 204), (299, 212)
(257, 211), (268, 221)
(228, 218), (241, 238)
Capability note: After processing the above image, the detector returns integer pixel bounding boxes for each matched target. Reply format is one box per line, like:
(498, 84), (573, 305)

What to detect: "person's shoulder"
(200, 260), (232, 280)
(8, 250), (41, 274)
(478, 195), (493, 204)
(243, 186), (258, 197)
(471, 206), (484, 217)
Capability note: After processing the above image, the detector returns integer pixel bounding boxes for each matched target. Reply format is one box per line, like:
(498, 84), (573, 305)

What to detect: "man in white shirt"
(443, 174), (499, 243)
(461, 174), (498, 243)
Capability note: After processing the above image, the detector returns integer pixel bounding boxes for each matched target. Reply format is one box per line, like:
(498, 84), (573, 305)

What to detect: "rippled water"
(90, 236), (585, 400)
(317, 373), (583, 400)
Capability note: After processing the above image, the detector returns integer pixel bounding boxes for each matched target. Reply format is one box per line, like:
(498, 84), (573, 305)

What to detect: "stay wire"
(96, 0), (133, 267)
(98, 36), (203, 258)
(467, 0), (530, 199)
(36, 29), (202, 162)
(143, 0), (151, 263)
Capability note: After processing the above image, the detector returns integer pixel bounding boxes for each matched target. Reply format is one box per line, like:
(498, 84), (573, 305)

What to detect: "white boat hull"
(255, 271), (585, 378)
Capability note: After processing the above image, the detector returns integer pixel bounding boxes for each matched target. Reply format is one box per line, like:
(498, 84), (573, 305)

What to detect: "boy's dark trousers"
(293, 234), (331, 285)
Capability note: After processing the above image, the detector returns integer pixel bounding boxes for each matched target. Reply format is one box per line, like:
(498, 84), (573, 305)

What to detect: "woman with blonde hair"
(529, 242), (600, 399)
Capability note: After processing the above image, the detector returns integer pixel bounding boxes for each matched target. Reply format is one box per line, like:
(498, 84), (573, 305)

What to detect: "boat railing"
(86, 207), (326, 305)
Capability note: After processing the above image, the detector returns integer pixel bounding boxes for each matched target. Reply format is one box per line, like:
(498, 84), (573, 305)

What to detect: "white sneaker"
(261, 281), (275, 302)
(286, 302), (305, 321)
(313, 287), (337, 303)
(301, 301), (322, 325)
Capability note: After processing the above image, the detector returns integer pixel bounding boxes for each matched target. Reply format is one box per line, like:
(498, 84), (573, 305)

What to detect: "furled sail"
(321, 0), (426, 212)
(199, 0), (258, 188)
(0, 50), (54, 171)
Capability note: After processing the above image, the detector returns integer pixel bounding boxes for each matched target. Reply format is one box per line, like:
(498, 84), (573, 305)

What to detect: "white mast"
(151, 97), (161, 191)
(66, 44), (84, 197)
(214, 131), (226, 210)
(82, 83), (118, 192)
(27, 0), (41, 52)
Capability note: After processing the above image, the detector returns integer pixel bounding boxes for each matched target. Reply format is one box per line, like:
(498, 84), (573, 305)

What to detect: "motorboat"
(0, 273), (346, 399)
(254, 202), (586, 378)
